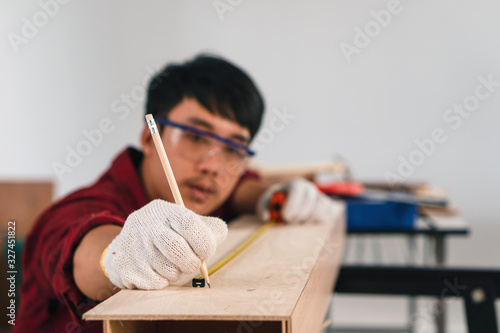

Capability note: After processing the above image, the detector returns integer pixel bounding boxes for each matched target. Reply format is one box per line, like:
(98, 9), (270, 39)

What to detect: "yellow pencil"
(145, 114), (211, 288)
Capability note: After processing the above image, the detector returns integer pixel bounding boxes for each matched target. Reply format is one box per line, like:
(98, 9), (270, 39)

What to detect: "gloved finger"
(201, 216), (228, 245)
(169, 211), (218, 261)
(136, 199), (173, 228)
(259, 209), (270, 222)
(148, 246), (182, 283)
(323, 197), (343, 222)
(153, 227), (202, 274)
(117, 248), (173, 290)
(282, 180), (318, 224)
(308, 195), (340, 223)
(290, 187), (319, 224)
(131, 263), (175, 290)
(119, 270), (169, 290)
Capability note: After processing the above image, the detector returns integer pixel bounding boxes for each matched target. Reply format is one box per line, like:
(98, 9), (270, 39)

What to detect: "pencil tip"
(208, 283), (211, 288)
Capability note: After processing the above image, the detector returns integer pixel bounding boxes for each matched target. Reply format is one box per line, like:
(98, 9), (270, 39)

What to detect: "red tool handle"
(316, 181), (364, 196)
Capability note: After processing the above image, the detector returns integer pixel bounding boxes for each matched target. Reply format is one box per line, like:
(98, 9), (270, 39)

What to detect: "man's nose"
(196, 147), (222, 176)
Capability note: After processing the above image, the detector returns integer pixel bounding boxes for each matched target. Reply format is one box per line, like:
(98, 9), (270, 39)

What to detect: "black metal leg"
(408, 235), (417, 333)
(463, 279), (498, 333)
(335, 266), (500, 333)
(435, 235), (446, 333)
(435, 236), (445, 266)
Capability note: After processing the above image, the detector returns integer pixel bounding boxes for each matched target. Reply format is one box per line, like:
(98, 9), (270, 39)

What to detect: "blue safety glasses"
(154, 117), (256, 163)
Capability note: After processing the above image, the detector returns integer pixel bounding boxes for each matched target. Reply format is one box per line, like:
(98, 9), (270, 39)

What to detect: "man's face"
(141, 97), (251, 215)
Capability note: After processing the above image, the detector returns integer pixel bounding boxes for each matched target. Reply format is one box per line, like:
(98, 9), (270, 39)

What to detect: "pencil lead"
(208, 282), (211, 288)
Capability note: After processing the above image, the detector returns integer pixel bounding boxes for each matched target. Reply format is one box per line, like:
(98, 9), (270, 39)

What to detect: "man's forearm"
(73, 225), (122, 300)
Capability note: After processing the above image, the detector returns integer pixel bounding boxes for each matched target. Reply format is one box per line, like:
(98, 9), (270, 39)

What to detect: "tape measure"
(269, 191), (286, 224)
(192, 191), (286, 287)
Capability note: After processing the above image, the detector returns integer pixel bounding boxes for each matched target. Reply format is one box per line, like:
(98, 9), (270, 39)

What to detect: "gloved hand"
(101, 199), (227, 290)
(257, 178), (341, 224)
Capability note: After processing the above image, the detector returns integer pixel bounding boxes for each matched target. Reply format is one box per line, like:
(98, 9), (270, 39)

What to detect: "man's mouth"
(184, 181), (218, 203)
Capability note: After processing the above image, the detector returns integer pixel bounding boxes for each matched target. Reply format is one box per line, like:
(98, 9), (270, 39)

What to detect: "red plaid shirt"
(14, 147), (258, 333)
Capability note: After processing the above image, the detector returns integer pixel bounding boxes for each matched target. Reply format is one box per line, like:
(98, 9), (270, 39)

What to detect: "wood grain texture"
(84, 206), (346, 332)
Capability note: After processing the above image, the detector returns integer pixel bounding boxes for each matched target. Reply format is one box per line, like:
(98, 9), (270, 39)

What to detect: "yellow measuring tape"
(193, 221), (275, 284)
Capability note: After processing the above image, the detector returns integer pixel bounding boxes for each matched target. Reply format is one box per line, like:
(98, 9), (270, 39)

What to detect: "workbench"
(83, 205), (346, 332)
(332, 211), (492, 333)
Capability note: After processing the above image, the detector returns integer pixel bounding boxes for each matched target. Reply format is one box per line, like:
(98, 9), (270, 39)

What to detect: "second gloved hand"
(102, 199), (227, 290)
(257, 178), (341, 224)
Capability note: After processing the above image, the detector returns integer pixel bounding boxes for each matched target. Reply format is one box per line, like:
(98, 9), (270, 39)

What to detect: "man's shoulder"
(33, 147), (147, 229)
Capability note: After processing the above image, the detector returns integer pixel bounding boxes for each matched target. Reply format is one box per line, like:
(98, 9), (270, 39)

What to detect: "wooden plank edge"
(289, 205), (346, 332)
(84, 312), (290, 322)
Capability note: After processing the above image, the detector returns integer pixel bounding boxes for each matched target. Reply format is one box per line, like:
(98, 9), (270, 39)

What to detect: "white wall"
(2, 0), (499, 226)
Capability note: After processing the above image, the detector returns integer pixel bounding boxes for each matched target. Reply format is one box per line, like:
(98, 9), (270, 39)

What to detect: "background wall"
(2, 0), (499, 228)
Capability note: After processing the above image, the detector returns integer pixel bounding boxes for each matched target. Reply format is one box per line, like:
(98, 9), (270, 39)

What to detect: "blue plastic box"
(344, 198), (417, 231)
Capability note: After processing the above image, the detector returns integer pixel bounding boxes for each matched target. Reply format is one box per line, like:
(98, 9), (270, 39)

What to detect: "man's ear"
(140, 125), (154, 156)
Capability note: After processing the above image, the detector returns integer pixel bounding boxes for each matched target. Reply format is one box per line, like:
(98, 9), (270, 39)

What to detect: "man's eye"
(224, 145), (245, 158)
(185, 132), (206, 143)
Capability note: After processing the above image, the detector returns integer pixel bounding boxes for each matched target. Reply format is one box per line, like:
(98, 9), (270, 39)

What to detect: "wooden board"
(249, 161), (347, 185)
(84, 205), (346, 332)
(421, 209), (468, 229)
(0, 181), (53, 237)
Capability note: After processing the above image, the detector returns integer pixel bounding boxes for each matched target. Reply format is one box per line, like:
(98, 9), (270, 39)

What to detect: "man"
(14, 55), (340, 332)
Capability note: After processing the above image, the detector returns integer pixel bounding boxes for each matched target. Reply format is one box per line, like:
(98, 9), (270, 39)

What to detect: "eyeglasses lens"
(171, 128), (249, 165)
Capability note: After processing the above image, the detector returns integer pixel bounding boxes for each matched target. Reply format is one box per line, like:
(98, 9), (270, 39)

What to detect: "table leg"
(407, 235), (417, 333)
(435, 235), (446, 333)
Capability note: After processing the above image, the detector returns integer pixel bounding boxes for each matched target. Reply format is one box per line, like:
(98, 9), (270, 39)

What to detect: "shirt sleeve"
(34, 206), (125, 325)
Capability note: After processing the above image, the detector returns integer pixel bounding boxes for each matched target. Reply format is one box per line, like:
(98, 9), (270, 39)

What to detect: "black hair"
(146, 54), (264, 140)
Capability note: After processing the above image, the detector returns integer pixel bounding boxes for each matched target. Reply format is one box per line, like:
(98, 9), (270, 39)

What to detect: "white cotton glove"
(101, 199), (227, 290)
(257, 178), (341, 224)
